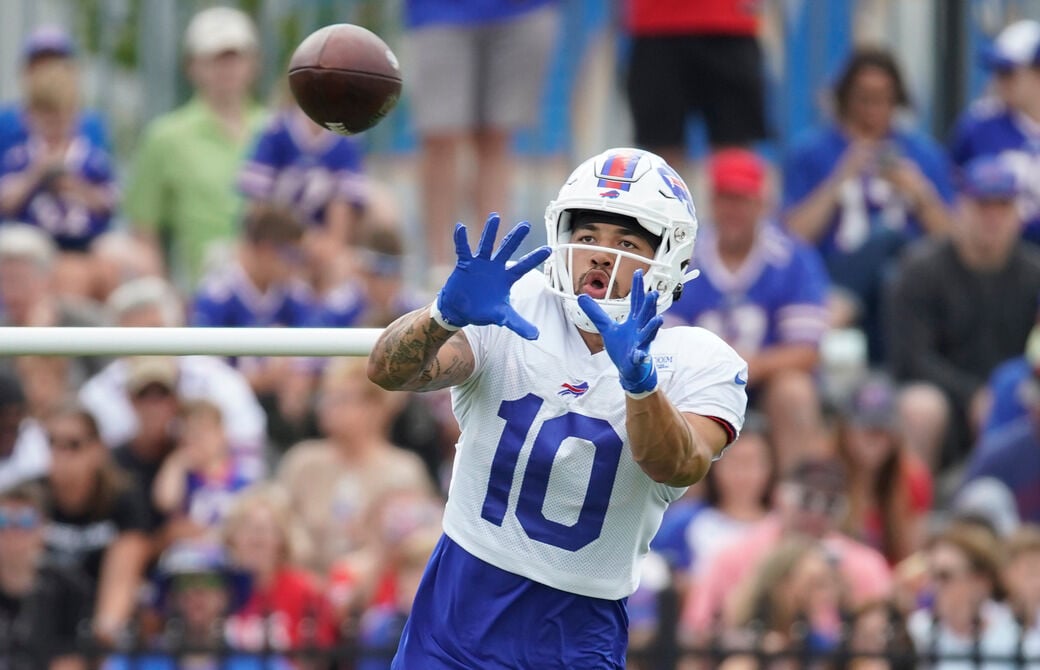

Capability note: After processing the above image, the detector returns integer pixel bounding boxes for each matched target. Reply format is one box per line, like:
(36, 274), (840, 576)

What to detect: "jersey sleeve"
(663, 328), (748, 442)
(238, 123), (281, 199)
(776, 242), (830, 345)
(190, 281), (231, 327)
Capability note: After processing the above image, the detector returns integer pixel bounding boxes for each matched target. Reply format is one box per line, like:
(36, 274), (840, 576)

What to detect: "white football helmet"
(544, 147), (699, 333)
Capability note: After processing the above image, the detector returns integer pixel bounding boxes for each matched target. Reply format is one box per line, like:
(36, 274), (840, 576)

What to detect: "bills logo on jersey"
(596, 149), (644, 192)
(657, 166), (695, 218)
(599, 190), (621, 199)
(558, 381), (589, 397)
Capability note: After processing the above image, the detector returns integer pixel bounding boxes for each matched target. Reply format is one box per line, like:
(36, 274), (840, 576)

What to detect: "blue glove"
(432, 213), (551, 340)
(577, 269), (663, 395)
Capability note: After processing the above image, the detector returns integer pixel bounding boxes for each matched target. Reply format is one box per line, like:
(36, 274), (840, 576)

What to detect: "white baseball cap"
(183, 7), (258, 58)
(982, 19), (1040, 71)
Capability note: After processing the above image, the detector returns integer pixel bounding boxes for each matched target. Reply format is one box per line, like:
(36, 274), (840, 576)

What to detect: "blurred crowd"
(1, 1), (1040, 668)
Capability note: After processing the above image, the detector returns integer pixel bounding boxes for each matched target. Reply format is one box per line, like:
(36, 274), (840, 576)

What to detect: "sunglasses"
(929, 566), (970, 586)
(795, 488), (846, 515)
(0, 508), (41, 531)
(48, 435), (91, 452)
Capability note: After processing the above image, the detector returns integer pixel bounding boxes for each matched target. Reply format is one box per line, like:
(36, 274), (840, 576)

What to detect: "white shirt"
(441, 274), (748, 600)
(0, 418), (49, 492)
(909, 600), (1024, 669)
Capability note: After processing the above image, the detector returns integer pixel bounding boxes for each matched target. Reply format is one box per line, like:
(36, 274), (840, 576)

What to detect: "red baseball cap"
(710, 148), (766, 197)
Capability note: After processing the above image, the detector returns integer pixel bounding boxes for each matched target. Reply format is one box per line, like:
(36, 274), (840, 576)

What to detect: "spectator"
(783, 46), (954, 361)
(88, 230), (165, 304)
(0, 56), (117, 290)
(403, 0), (560, 275)
(124, 6), (266, 287)
(0, 223), (108, 380)
(79, 277), (268, 462)
(42, 401), (151, 646)
(981, 320), (1040, 440)
(153, 400), (258, 542)
(837, 375), (933, 565)
(651, 415), (775, 579)
(961, 362), (1040, 523)
(886, 154), (1040, 467)
(0, 481), (91, 670)
(681, 457), (892, 641)
(717, 538), (848, 670)
(0, 26), (108, 158)
(221, 483), (337, 655)
(908, 524), (1022, 669)
(356, 527), (441, 670)
(111, 357), (181, 535)
(0, 371), (49, 493)
(103, 541), (288, 670)
(189, 204), (318, 445)
(844, 599), (917, 670)
(14, 355), (74, 421)
(1002, 525), (1040, 655)
(623, 0), (768, 168)
(949, 19), (1040, 245)
(238, 92), (367, 254)
(666, 149), (829, 463)
(277, 358), (434, 572)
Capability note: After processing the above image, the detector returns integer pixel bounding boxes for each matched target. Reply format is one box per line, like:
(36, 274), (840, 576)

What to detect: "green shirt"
(124, 97), (267, 287)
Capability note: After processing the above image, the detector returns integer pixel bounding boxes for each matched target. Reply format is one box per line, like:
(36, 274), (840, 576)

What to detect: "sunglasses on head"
(48, 435), (91, 452)
(0, 508), (40, 531)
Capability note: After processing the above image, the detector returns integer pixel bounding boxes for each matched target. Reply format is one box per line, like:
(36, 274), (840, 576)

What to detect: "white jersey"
(442, 274), (748, 600)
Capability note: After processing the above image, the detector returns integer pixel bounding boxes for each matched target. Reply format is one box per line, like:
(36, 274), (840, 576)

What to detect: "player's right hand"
(431, 213), (551, 340)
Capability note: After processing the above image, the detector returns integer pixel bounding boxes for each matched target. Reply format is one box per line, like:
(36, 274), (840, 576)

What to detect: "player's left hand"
(578, 269), (662, 396)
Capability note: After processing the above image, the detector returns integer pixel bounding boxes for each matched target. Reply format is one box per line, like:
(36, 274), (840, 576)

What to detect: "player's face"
(568, 222), (655, 300)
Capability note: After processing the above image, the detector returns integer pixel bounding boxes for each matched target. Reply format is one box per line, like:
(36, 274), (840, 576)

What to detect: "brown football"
(288, 24), (402, 136)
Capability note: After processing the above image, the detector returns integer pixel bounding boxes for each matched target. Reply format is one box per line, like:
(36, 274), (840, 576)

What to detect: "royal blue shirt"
(982, 356), (1033, 439)
(782, 124), (955, 257)
(191, 263), (319, 329)
(239, 111), (366, 230)
(963, 417), (1040, 523)
(405, 0), (558, 28)
(0, 135), (116, 251)
(666, 223), (830, 354)
(0, 105), (109, 155)
(949, 97), (1040, 244)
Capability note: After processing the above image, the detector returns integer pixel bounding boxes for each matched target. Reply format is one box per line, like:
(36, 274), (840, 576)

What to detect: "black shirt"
(0, 561), (91, 670)
(45, 485), (150, 587)
(113, 442), (172, 532)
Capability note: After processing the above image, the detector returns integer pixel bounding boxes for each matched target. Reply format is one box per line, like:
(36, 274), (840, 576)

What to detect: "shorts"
(626, 35), (768, 149)
(391, 534), (629, 669)
(405, 6), (560, 133)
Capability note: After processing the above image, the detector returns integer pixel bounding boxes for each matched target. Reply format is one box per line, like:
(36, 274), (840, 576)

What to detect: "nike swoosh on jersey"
(734, 373), (748, 385)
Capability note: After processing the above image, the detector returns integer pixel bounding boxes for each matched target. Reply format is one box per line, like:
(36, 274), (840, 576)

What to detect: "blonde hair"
(221, 482), (311, 567)
(24, 59), (79, 115)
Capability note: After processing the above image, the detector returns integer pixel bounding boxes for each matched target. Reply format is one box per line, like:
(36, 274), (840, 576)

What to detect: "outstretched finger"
(636, 290), (659, 326)
(629, 269), (645, 316)
(509, 245), (552, 278)
(476, 213), (501, 259)
(494, 221), (531, 263)
(453, 223), (472, 261)
(577, 294), (614, 333)
(637, 314), (663, 350)
(501, 307), (541, 340)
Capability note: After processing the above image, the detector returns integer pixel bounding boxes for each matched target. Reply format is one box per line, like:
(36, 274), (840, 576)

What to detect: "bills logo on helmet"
(599, 190), (621, 199)
(558, 381), (589, 397)
(657, 165), (695, 218)
(596, 149), (644, 192)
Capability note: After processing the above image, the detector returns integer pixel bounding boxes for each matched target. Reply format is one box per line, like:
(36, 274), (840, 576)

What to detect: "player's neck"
(577, 327), (604, 354)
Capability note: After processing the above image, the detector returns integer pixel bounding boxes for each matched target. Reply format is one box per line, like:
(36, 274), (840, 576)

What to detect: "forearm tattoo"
(372, 307), (470, 391)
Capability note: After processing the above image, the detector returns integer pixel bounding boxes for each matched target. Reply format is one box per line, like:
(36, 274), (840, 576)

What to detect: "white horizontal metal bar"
(0, 327), (384, 357)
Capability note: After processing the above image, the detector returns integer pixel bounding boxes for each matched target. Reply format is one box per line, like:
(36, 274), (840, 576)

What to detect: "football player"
(368, 148), (748, 668)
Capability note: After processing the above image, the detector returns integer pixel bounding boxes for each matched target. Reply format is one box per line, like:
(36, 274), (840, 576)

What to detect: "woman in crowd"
(782, 46), (953, 361)
(42, 401), (151, 645)
(836, 375), (932, 564)
(221, 483), (337, 660)
(908, 523), (1022, 668)
(718, 538), (849, 670)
